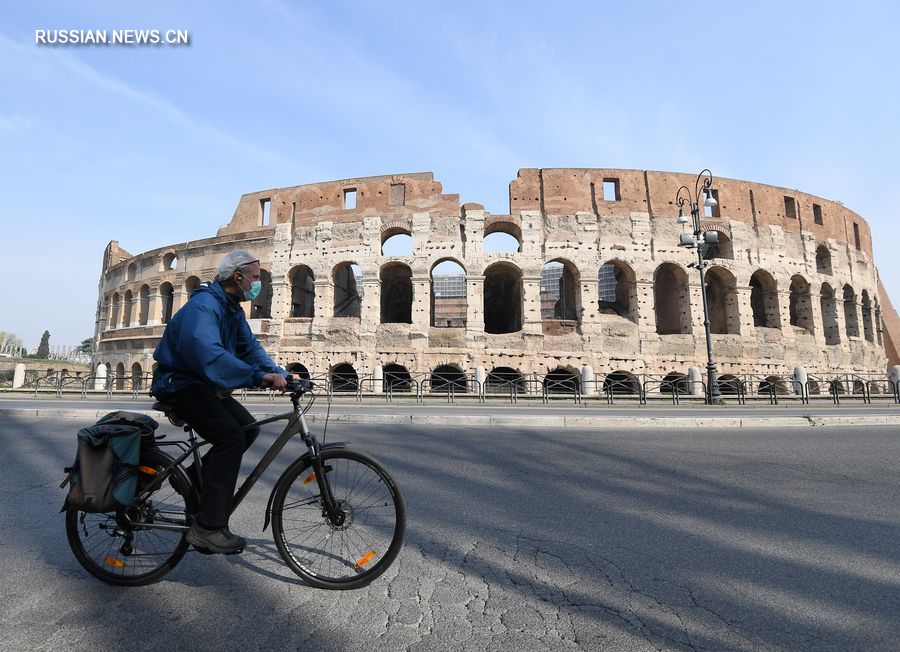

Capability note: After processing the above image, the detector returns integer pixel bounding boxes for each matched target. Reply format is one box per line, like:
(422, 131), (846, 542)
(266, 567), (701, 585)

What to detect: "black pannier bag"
(61, 411), (160, 512)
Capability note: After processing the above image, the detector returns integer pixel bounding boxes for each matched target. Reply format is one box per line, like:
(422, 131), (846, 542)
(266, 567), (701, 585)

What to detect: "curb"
(4, 407), (900, 429)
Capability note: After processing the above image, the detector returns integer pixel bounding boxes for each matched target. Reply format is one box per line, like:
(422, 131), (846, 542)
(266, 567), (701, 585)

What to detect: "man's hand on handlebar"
(262, 372), (293, 391)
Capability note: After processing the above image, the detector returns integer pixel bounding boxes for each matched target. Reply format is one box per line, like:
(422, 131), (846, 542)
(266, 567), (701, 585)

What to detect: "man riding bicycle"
(151, 249), (290, 554)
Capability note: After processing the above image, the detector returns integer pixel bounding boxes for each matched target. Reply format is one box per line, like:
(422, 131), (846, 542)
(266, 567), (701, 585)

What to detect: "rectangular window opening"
(343, 188), (357, 210)
(813, 203), (823, 225)
(390, 183), (406, 207)
(853, 222), (861, 250)
(602, 178), (620, 201)
(784, 196), (797, 219)
(260, 198), (271, 226)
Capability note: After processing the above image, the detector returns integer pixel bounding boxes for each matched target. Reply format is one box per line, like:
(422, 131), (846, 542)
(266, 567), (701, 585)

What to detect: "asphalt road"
(1, 415), (898, 651)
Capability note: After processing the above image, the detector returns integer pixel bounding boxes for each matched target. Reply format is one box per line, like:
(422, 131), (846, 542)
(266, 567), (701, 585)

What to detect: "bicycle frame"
(125, 390), (347, 533)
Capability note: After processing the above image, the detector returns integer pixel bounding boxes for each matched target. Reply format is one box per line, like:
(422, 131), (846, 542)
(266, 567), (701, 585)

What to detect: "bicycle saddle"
(152, 401), (188, 428)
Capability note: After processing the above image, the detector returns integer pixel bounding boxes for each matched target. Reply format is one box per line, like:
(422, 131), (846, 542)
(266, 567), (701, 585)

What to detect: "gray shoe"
(186, 523), (246, 554)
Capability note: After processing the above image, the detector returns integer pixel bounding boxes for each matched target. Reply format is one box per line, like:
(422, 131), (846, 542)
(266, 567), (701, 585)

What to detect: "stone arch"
(289, 265), (315, 318)
(820, 283), (840, 345)
(484, 262), (523, 334)
(706, 266), (740, 334)
(162, 252), (178, 271)
(758, 375), (790, 395)
(540, 259), (580, 322)
(126, 262), (137, 281)
(816, 245), (832, 275)
(484, 220), (522, 253)
(843, 285), (859, 338)
(861, 290), (874, 342)
(603, 370), (640, 395)
(381, 229), (413, 256)
(544, 367), (580, 394)
(485, 367), (526, 394)
(654, 263), (691, 335)
(333, 262), (363, 318)
(383, 363), (412, 392)
(789, 275), (813, 332)
(110, 292), (121, 328)
(380, 262), (413, 324)
(115, 362), (125, 390)
(286, 362), (310, 379)
(330, 362), (358, 392)
(250, 268), (273, 319)
(160, 282), (175, 324)
(431, 259), (467, 328)
(717, 374), (744, 396)
(598, 260), (636, 322)
(875, 300), (884, 346)
(123, 290), (133, 327)
(430, 364), (467, 393)
(138, 284), (151, 326)
(749, 269), (780, 329)
(131, 362), (143, 391)
(661, 371), (689, 395)
(703, 231), (734, 260)
(185, 276), (201, 297)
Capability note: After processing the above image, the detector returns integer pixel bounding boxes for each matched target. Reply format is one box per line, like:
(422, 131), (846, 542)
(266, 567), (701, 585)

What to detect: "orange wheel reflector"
(138, 465), (158, 476)
(302, 472), (316, 485)
(355, 550), (377, 569)
(103, 556), (126, 568)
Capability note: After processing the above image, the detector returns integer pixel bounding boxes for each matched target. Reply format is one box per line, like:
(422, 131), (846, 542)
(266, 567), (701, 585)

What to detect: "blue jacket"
(151, 281), (284, 398)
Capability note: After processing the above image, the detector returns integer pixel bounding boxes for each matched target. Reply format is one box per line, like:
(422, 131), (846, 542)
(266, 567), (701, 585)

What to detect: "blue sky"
(2, 1), (899, 348)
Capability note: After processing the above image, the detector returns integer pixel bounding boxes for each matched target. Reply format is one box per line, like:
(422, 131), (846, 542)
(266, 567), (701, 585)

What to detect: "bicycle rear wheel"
(271, 449), (406, 590)
(65, 448), (195, 586)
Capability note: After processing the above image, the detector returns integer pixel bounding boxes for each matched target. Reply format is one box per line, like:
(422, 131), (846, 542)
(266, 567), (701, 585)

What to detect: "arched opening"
(333, 263), (363, 318)
(160, 282), (174, 324)
(861, 290), (874, 342)
(820, 283), (840, 345)
(703, 231), (734, 260)
(483, 221), (521, 253)
(816, 245), (832, 275)
(185, 276), (201, 298)
(431, 260), (467, 328)
(758, 376), (790, 395)
(654, 264), (691, 334)
(544, 368), (580, 394)
(131, 362), (143, 391)
(789, 275), (813, 332)
(603, 370), (640, 395)
(661, 372), (689, 395)
(289, 265), (315, 318)
(485, 367), (526, 394)
(749, 270), (780, 329)
(123, 290), (133, 327)
(110, 292), (120, 328)
(250, 269), (273, 319)
(484, 263), (523, 334)
(717, 374), (744, 396)
(430, 364), (467, 393)
(540, 260), (579, 321)
(330, 363), (358, 393)
(706, 267), (739, 334)
(598, 261), (636, 321)
(807, 380), (821, 395)
(876, 302), (884, 346)
(843, 285), (859, 338)
(383, 363), (412, 392)
(381, 231), (413, 256)
(162, 252), (178, 271)
(126, 262), (137, 281)
(286, 363), (310, 380)
(115, 362), (125, 390)
(138, 284), (150, 326)
(380, 263), (413, 324)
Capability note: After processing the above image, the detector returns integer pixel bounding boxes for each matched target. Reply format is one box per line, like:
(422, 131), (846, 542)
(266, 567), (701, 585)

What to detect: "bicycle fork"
(304, 437), (343, 526)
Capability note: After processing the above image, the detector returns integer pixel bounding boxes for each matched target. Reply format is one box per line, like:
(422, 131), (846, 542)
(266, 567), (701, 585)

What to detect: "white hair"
(216, 249), (259, 282)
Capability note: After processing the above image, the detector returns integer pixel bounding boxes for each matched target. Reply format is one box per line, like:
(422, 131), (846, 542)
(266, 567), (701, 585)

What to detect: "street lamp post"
(675, 169), (721, 403)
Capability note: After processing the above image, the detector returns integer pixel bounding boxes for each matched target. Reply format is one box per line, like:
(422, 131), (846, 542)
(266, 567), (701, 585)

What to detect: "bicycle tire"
(65, 447), (195, 586)
(271, 449), (406, 590)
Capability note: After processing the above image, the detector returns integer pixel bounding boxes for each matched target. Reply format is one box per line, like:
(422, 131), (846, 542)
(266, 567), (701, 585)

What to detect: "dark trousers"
(170, 384), (259, 529)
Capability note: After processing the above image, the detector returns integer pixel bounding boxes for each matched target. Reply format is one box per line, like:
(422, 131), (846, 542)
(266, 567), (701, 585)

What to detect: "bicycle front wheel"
(65, 447), (195, 586)
(271, 449), (406, 590)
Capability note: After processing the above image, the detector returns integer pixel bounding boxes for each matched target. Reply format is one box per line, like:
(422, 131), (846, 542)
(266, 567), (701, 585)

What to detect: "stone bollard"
(12, 363), (25, 389)
(688, 366), (702, 397)
(94, 364), (107, 391)
(793, 366), (808, 398)
(581, 365), (595, 396)
(474, 366), (486, 397)
(373, 365), (383, 395)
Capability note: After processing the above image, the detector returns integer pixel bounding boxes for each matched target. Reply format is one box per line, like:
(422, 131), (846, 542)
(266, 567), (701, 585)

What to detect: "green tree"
(77, 338), (93, 354)
(0, 331), (24, 352)
(35, 330), (50, 359)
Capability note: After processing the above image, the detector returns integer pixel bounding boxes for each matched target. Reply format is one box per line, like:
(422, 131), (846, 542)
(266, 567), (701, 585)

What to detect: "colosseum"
(92, 168), (897, 397)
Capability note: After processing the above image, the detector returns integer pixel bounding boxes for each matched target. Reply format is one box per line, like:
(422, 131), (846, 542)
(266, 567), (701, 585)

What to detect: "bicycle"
(64, 379), (406, 590)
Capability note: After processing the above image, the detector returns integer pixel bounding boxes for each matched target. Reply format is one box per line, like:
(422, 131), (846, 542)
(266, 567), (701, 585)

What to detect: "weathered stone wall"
(91, 169), (890, 386)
